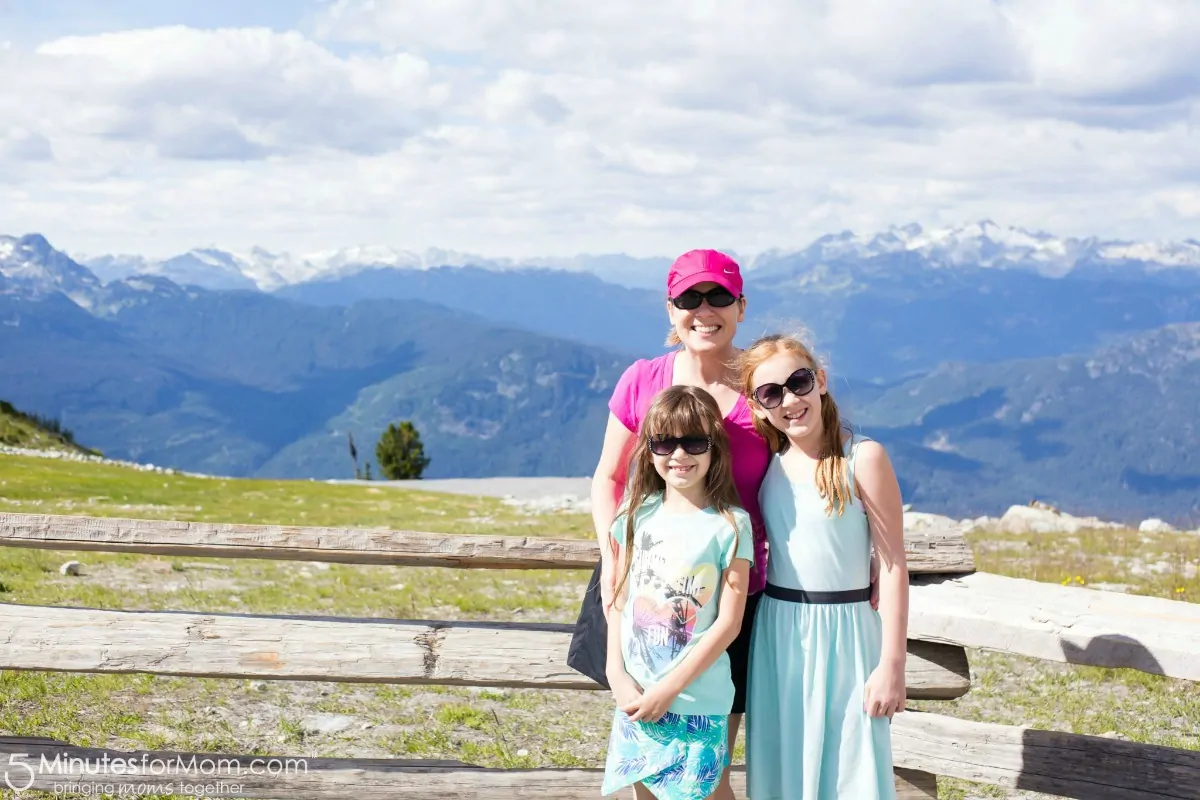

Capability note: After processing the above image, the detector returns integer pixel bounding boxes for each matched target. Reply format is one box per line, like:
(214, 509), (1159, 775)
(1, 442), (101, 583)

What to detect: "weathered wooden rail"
(0, 604), (971, 698)
(0, 734), (941, 799)
(0, 510), (1197, 799)
(0, 511), (974, 571)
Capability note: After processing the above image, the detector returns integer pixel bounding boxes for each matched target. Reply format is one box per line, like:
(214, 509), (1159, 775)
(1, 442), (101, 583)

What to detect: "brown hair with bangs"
(739, 333), (854, 516)
(612, 385), (744, 604)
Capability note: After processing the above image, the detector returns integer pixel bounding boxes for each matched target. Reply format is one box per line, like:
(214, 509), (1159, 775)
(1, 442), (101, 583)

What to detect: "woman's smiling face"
(667, 281), (745, 353)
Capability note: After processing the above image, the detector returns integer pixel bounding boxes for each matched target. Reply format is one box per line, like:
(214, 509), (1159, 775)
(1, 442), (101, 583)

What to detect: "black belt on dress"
(764, 583), (871, 604)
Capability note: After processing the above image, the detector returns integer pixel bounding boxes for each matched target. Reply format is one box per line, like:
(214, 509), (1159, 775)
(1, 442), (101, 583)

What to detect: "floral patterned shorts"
(601, 708), (730, 800)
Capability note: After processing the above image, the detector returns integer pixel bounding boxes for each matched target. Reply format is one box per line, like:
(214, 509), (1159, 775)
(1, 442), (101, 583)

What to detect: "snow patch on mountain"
(749, 220), (1200, 278)
(0, 234), (104, 308)
(1098, 240), (1200, 268)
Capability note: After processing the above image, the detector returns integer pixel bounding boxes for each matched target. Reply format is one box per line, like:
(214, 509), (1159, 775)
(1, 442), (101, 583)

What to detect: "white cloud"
(21, 27), (443, 160)
(2, 1), (1200, 259)
(481, 70), (570, 125)
(0, 129), (53, 162)
(1005, 0), (1200, 103)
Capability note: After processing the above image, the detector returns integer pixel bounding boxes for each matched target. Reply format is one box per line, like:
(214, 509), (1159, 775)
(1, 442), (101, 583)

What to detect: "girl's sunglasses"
(670, 287), (740, 310)
(752, 367), (817, 409)
(647, 435), (712, 457)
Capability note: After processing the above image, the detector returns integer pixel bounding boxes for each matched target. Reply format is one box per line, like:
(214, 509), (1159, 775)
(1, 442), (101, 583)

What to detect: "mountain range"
(5, 225), (1200, 526)
(849, 322), (1200, 524)
(77, 220), (1200, 293)
(81, 245), (675, 292)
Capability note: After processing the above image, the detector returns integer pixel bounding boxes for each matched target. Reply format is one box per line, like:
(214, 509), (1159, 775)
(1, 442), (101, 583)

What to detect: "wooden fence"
(0, 511), (1197, 799)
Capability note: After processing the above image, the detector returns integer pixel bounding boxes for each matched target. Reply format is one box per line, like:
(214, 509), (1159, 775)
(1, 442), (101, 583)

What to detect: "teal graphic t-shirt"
(610, 493), (754, 716)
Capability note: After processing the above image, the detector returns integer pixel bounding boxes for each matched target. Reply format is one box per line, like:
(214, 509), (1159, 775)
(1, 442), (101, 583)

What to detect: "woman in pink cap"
(569, 248), (770, 795)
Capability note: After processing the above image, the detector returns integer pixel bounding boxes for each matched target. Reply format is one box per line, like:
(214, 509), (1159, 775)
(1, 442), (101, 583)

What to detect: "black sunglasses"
(670, 287), (740, 310)
(752, 367), (817, 409)
(647, 435), (713, 457)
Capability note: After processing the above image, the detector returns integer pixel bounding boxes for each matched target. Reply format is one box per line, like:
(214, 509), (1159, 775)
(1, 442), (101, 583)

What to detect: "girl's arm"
(591, 414), (635, 612)
(855, 440), (909, 719)
(605, 544), (643, 707)
(621, 558), (751, 723)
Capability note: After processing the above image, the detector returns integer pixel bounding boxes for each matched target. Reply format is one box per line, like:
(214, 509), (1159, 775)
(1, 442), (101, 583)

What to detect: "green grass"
(966, 526), (1199, 602)
(1, 452), (1197, 800)
(0, 400), (96, 455)
(0, 455), (593, 537)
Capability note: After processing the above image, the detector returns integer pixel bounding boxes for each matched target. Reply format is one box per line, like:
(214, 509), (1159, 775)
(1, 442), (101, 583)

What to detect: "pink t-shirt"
(608, 350), (771, 595)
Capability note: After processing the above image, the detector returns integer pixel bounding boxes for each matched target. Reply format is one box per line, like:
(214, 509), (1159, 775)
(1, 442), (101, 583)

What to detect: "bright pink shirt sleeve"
(607, 357), (667, 433)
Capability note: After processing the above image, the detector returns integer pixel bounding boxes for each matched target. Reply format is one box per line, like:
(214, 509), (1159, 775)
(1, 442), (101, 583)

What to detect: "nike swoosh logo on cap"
(724, 268), (735, 273)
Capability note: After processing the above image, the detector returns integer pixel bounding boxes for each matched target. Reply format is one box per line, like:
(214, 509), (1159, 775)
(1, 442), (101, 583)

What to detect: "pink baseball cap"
(667, 249), (744, 297)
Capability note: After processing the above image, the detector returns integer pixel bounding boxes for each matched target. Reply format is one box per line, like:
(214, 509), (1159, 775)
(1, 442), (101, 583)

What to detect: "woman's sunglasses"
(647, 435), (713, 457)
(670, 287), (740, 310)
(752, 367), (817, 409)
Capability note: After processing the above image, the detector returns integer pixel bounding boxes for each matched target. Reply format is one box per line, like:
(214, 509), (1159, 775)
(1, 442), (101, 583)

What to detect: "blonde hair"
(739, 333), (853, 516)
(613, 385), (743, 603)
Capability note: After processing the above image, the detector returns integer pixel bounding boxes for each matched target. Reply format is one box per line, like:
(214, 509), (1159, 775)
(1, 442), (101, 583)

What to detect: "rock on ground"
(970, 505), (1126, 535)
(301, 714), (357, 735)
(0, 444), (213, 478)
(902, 511), (960, 531)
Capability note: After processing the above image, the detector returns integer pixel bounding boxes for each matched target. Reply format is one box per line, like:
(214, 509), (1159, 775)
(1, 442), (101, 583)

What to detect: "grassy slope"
(0, 454), (1197, 800)
(0, 401), (95, 454)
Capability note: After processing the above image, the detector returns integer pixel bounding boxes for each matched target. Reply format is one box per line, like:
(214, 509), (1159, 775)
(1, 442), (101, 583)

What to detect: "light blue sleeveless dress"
(746, 436), (896, 800)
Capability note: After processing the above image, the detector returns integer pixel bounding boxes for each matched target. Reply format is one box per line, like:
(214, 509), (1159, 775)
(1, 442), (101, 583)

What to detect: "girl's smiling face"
(749, 351), (828, 442)
(649, 433), (713, 493)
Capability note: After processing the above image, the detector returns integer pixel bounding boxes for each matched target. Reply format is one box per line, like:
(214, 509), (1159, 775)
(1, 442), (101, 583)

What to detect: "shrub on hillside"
(375, 421), (431, 480)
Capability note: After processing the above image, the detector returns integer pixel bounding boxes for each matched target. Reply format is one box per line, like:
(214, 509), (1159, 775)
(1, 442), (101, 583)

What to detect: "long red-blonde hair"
(613, 385), (743, 604)
(738, 333), (853, 516)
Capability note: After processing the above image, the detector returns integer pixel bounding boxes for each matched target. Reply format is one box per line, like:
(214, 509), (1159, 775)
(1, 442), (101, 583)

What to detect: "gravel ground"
(329, 476), (595, 513)
(330, 476), (592, 499)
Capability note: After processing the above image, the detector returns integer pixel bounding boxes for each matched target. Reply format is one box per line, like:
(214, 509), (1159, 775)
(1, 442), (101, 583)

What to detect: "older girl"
(740, 333), (909, 800)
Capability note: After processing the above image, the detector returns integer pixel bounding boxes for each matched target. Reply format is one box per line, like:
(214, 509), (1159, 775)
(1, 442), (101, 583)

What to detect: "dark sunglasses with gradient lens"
(670, 286), (739, 310)
(752, 367), (817, 409)
(647, 435), (713, 457)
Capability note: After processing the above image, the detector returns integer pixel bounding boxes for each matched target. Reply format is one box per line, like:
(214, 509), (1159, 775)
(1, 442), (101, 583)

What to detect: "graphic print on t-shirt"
(628, 527), (719, 673)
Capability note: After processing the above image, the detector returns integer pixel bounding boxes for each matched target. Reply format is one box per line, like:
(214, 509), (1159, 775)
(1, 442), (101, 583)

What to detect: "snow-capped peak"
(1096, 239), (1200, 268)
(0, 233), (104, 308)
(747, 220), (1190, 278)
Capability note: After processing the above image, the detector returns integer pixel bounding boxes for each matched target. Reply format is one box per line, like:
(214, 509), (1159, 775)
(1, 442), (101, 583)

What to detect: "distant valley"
(3, 224), (1200, 526)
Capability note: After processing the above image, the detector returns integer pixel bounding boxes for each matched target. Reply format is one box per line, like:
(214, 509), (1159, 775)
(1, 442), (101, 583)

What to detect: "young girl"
(601, 385), (754, 800)
(740, 334), (909, 800)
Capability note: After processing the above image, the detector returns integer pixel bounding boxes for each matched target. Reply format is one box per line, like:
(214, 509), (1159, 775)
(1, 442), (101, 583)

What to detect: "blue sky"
(2, 1), (308, 40)
(1, 1), (1199, 260)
